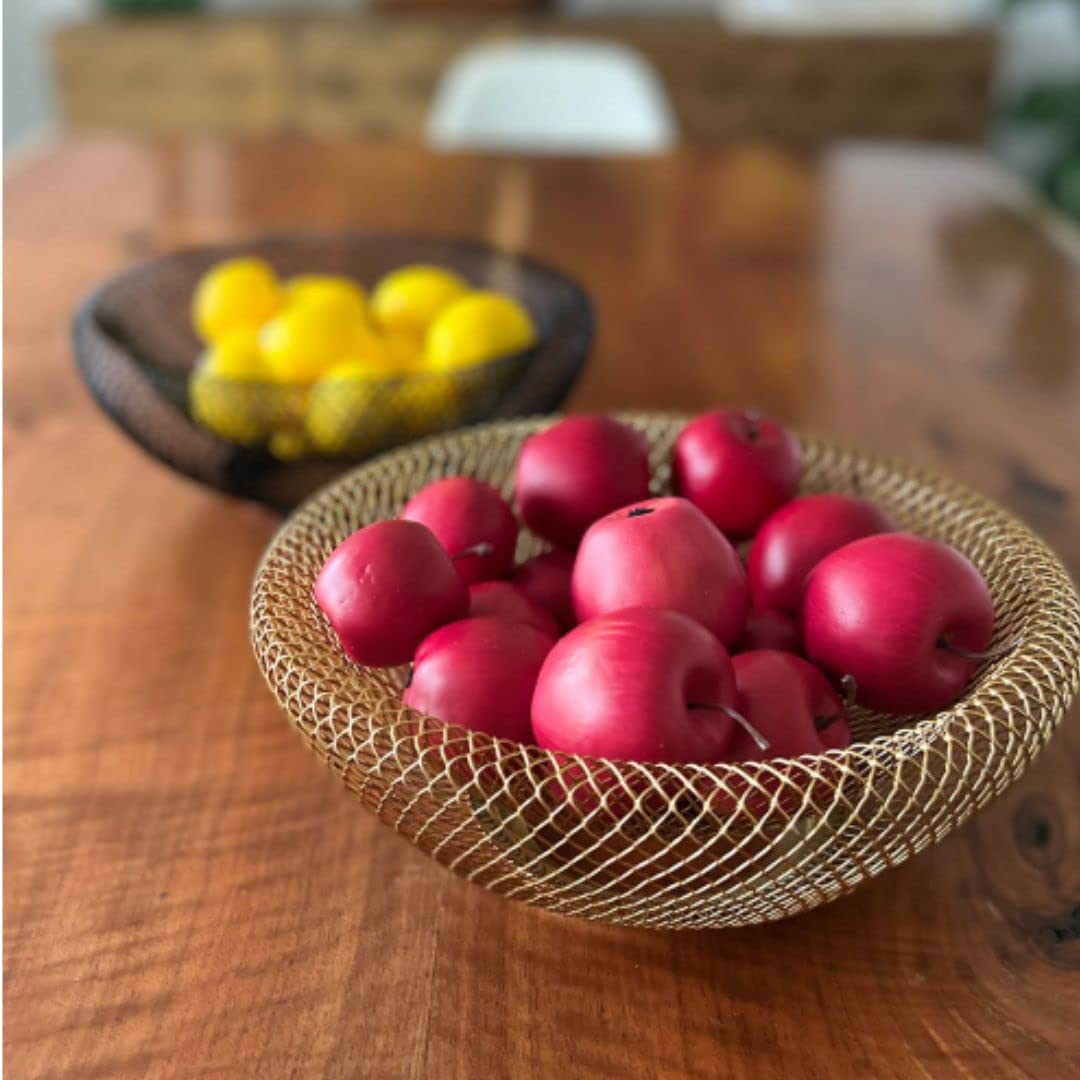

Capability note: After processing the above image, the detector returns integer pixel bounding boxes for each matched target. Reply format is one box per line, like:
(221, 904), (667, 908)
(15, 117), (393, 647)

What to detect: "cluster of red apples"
(315, 411), (997, 772)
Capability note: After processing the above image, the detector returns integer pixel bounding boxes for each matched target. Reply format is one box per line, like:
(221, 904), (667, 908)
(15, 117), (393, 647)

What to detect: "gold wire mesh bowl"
(251, 414), (1080, 929)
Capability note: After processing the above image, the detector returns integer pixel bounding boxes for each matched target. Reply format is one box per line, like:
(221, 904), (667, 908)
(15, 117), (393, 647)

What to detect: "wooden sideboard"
(51, 13), (995, 144)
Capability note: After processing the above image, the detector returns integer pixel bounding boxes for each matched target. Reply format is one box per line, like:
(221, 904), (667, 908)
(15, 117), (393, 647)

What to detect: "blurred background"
(4, 0), (1079, 219)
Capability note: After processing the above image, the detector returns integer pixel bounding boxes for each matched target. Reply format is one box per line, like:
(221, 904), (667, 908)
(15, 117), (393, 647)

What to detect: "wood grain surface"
(6, 138), (1080, 1079)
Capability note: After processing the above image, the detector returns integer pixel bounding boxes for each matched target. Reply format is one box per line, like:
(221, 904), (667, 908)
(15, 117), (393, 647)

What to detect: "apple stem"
(744, 408), (762, 443)
(728, 408), (763, 444)
(816, 674), (857, 732)
(938, 636), (1020, 663)
(689, 702), (770, 752)
(451, 542), (494, 561)
(722, 706), (771, 752)
(841, 673), (857, 711)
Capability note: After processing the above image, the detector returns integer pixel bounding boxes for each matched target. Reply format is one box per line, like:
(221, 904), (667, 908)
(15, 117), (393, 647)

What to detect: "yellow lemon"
(382, 332), (425, 373)
(339, 332), (417, 380)
(425, 292), (537, 371)
(266, 384), (309, 432)
(260, 298), (371, 384)
(282, 274), (369, 323)
(190, 338), (272, 446)
(268, 427), (310, 462)
(198, 327), (268, 380)
(192, 257), (281, 344)
(191, 375), (264, 445)
(392, 371), (463, 440)
(305, 361), (395, 457)
(371, 265), (469, 341)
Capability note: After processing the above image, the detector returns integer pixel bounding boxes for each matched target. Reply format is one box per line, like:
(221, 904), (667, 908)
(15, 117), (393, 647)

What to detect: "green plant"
(999, 1), (1080, 219)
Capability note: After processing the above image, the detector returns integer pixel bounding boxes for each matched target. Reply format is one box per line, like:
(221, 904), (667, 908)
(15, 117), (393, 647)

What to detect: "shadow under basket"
(251, 414), (1080, 929)
(72, 232), (593, 511)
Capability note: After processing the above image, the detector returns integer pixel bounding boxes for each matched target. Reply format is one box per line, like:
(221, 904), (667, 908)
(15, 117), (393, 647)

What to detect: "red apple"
(515, 415), (651, 549)
(511, 550), (576, 632)
(468, 580), (559, 637)
(314, 519), (467, 667)
(532, 607), (739, 763)
(400, 476), (517, 584)
(404, 616), (555, 743)
(734, 607), (801, 655)
(572, 497), (749, 646)
(729, 651), (851, 760)
(673, 408), (803, 539)
(748, 494), (896, 614)
(803, 533), (995, 713)
(708, 651), (852, 820)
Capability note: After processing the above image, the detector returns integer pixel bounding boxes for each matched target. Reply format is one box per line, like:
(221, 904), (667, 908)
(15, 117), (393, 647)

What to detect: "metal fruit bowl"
(73, 232), (593, 511)
(251, 414), (1080, 929)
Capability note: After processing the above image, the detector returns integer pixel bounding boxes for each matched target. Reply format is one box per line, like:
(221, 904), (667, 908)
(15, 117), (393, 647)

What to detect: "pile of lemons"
(189, 256), (537, 458)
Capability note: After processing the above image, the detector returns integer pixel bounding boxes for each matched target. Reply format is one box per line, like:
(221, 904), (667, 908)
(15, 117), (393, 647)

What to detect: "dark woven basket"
(72, 232), (593, 510)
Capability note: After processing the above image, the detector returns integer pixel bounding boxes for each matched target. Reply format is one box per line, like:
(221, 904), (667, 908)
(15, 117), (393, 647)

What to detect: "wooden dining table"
(6, 137), (1080, 1078)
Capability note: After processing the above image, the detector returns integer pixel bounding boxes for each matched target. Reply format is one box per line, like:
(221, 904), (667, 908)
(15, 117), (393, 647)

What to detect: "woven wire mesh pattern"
(251, 414), (1080, 929)
(72, 232), (592, 510)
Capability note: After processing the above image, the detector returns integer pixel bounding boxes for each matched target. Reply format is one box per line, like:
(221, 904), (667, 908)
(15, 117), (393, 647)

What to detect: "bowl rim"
(74, 226), (595, 351)
(251, 412), (1080, 784)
